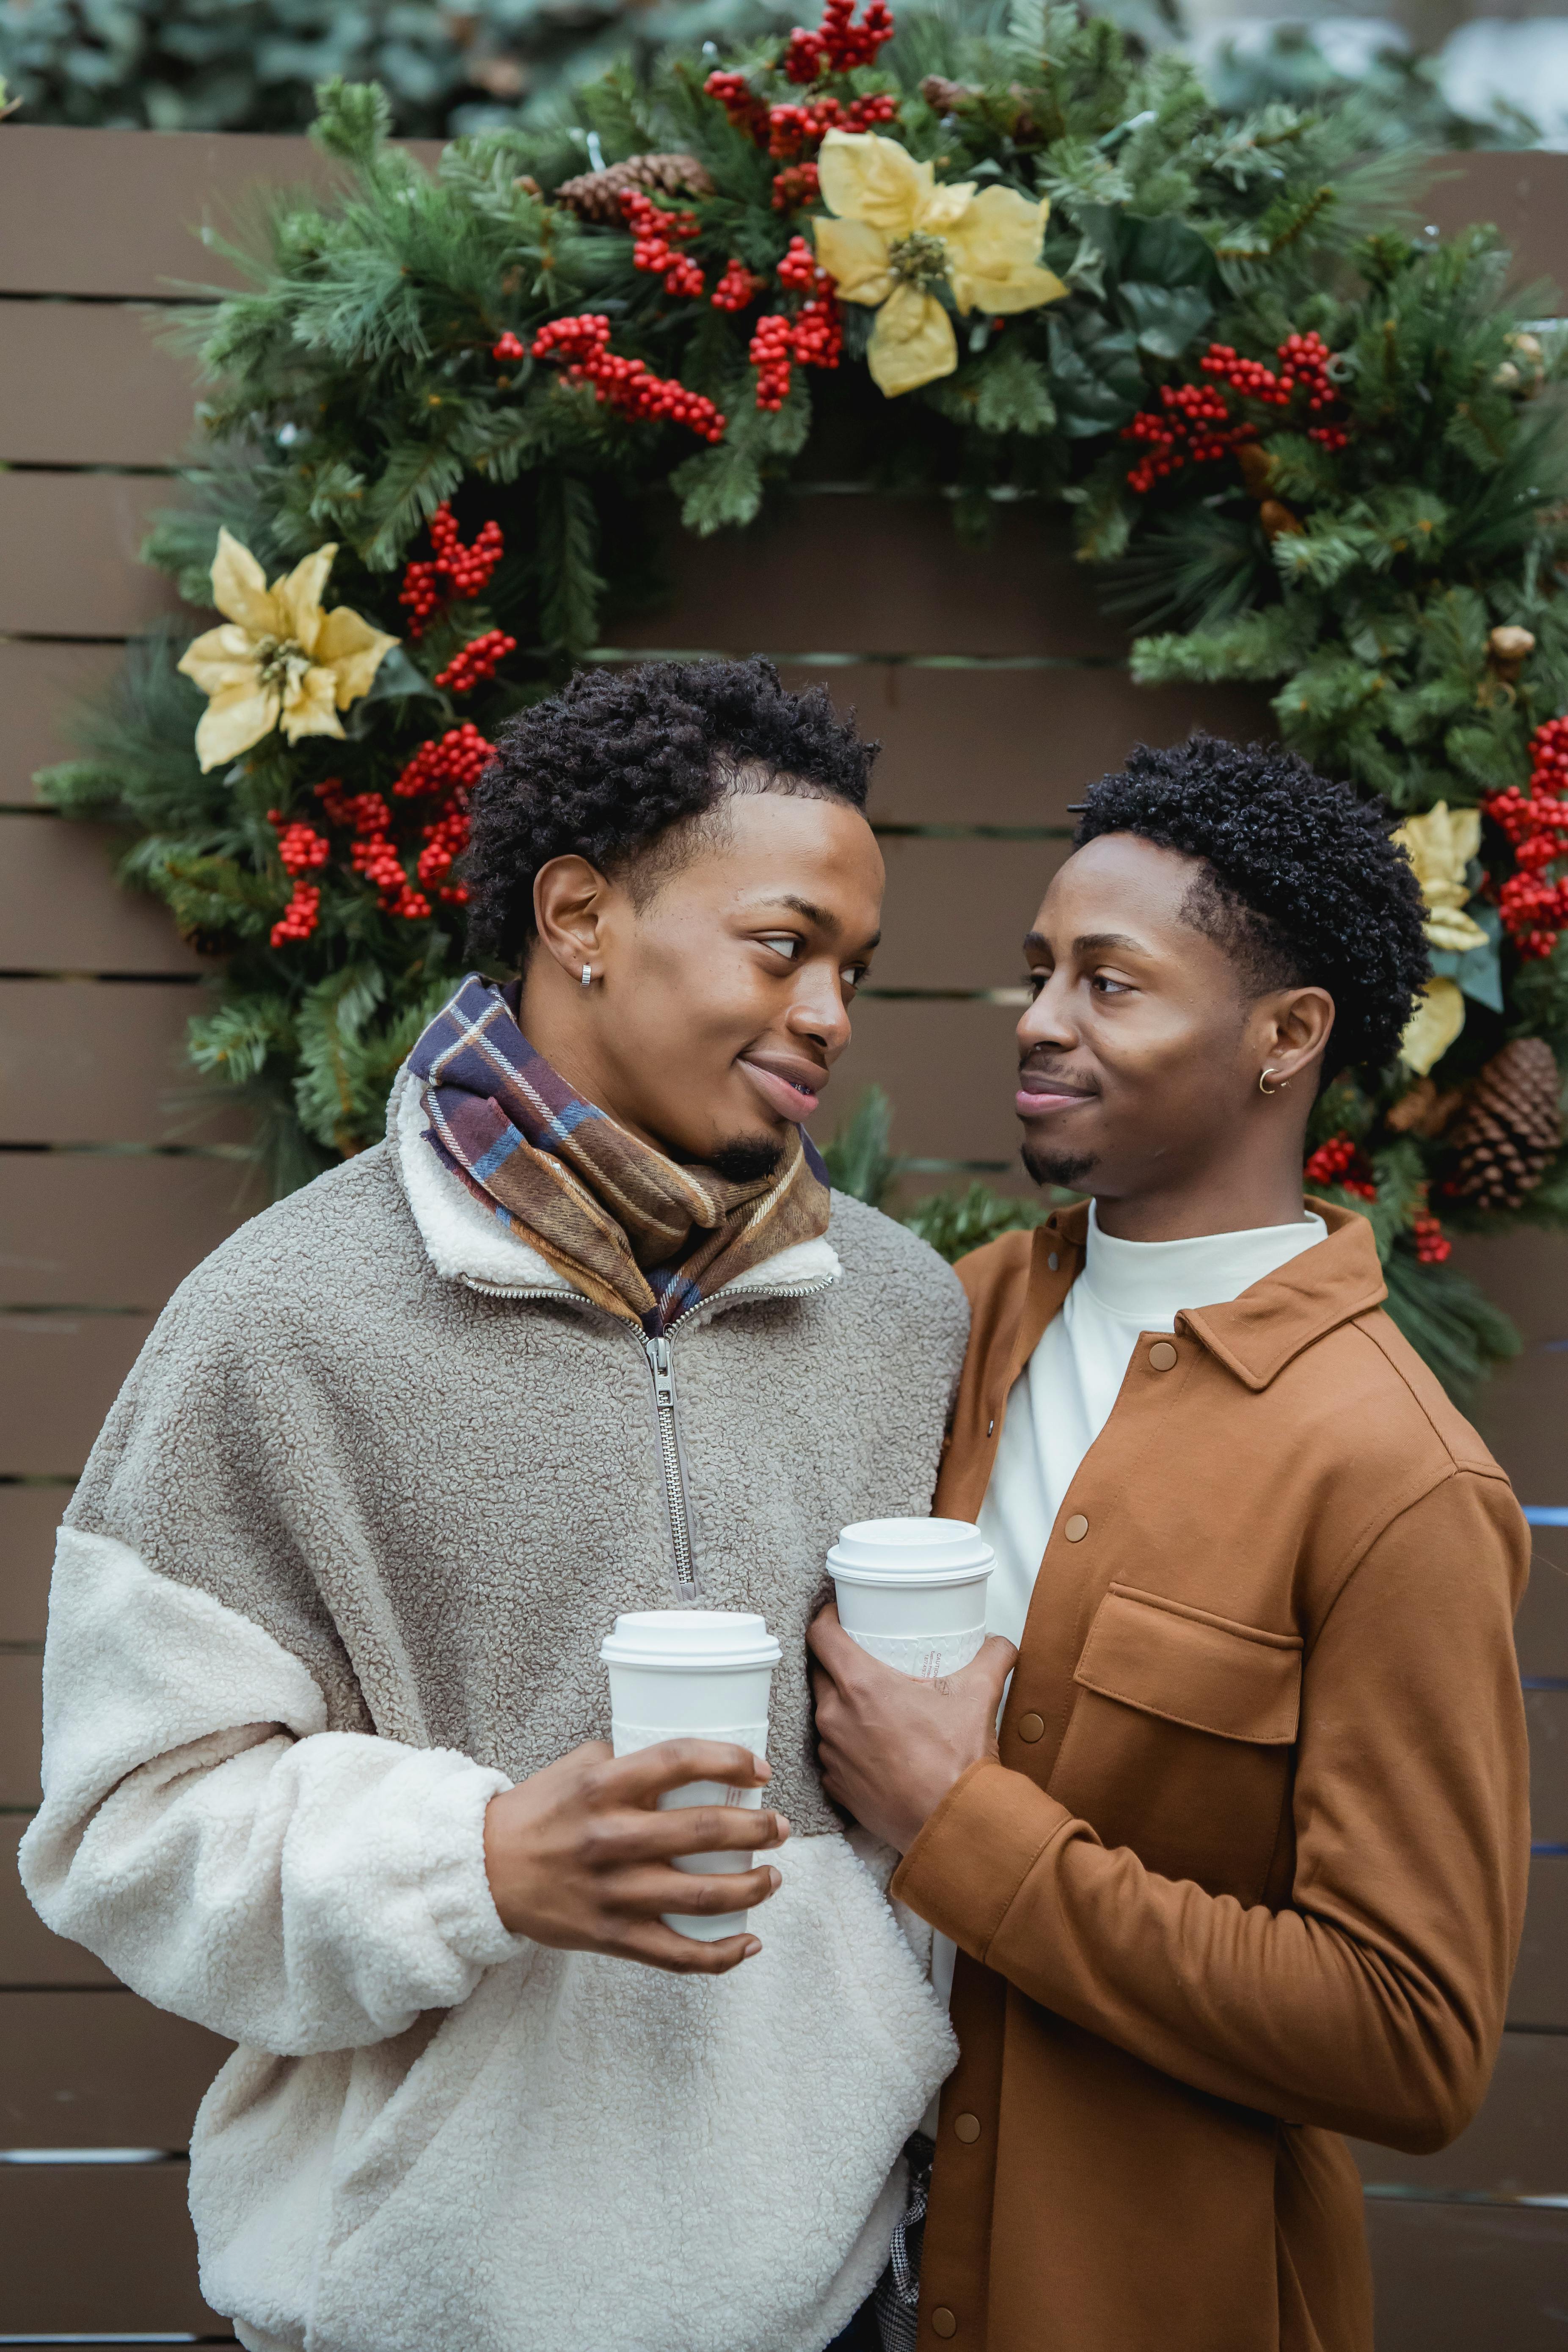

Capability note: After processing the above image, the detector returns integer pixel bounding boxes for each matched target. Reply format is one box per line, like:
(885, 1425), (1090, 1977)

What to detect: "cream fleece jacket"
(20, 1071), (968, 2352)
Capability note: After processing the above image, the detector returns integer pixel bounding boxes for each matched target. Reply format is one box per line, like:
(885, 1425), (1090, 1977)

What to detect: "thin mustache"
(1018, 1064), (1097, 1094)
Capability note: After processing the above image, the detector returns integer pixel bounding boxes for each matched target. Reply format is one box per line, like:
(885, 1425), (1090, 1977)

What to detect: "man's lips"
(1016, 1071), (1097, 1119)
(738, 1055), (825, 1123)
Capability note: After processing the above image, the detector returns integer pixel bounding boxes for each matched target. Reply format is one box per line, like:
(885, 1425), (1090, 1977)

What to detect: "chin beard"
(1022, 1143), (1096, 1193)
(707, 1134), (787, 1185)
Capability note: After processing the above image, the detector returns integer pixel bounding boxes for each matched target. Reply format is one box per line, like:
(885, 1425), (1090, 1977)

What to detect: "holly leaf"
(359, 641), (441, 706)
(1430, 902), (1505, 1014)
(1047, 315), (1143, 437)
(1116, 281), (1213, 360)
(1120, 214), (1217, 292)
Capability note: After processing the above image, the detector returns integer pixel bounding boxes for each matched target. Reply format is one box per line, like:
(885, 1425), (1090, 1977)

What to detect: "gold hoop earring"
(1259, 1067), (1289, 1096)
(580, 963), (593, 990)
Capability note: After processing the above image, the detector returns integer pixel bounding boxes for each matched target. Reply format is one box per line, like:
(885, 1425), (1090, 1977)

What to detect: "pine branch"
(537, 472), (606, 655)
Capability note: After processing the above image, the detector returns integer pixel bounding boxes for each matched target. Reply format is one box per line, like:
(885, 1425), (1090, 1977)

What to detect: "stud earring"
(580, 963), (593, 990)
(1259, 1066), (1289, 1095)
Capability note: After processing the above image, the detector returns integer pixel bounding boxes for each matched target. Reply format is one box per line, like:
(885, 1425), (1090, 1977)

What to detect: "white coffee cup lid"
(599, 1609), (782, 1670)
(827, 1517), (995, 1587)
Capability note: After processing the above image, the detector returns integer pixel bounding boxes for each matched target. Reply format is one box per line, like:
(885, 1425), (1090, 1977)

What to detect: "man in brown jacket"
(810, 736), (1532, 2352)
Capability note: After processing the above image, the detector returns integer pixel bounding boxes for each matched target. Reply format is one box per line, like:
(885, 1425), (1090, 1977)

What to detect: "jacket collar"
(1026, 1194), (1386, 1392)
(388, 1065), (842, 1307)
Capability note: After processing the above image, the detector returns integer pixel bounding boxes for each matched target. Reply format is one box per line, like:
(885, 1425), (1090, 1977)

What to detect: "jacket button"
(1047, 1252), (1059, 1271)
(1064, 1513), (1089, 1542)
(1148, 1340), (1178, 1370)
(953, 2112), (982, 2142)
(1017, 1712), (1045, 1743)
(931, 2312), (958, 2339)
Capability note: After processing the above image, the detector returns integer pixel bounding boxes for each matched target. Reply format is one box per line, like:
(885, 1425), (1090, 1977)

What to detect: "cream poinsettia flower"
(1392, 802), (1490, 1074)
(178, 528), (398, 773)
(810, 129), (1068, 398)
(1392, 802), (1489, 954)
(1400, 976), (1467, 1077)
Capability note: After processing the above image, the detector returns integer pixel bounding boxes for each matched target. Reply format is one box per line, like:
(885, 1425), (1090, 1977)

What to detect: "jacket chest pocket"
(1045, 1582), (1302, 1905)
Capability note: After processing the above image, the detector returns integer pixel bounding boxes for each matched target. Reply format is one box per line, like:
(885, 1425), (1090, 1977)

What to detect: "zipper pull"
(647, 1333), (675, 1404)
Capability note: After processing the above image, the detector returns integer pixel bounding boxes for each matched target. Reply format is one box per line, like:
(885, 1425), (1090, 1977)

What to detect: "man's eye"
(759, 934), (802, 961)
(840, 964), (869, 992)
(1028, 970), (1048, 996)
(1091, 973), (1131, 995)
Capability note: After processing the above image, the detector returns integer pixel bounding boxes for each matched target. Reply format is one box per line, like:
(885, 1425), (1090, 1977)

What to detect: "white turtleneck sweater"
(924, 1199), (1327, 2037)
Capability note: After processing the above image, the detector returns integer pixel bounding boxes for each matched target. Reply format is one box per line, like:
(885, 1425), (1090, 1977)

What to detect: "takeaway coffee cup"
(826, 1517), (995, 1680)
(599, 1609), (783, 1943)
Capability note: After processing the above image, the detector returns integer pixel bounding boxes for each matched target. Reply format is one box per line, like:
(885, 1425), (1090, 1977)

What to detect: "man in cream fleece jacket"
(21, 658), (970, 2352)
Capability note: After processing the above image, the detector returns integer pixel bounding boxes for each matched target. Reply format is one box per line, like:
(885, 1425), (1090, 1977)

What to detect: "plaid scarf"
(408, 974), (832, 1335)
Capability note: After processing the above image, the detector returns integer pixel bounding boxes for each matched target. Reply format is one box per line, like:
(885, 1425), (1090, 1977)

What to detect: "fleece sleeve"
(19, 1527), (531, 2055)
(892, 1470), (1531, 2153)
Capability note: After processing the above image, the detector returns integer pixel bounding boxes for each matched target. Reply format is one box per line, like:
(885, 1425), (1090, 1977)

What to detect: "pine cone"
(921, 74), (978, 112)
(1445, 1037), (1564, 1209)
(552, 153), (715, 224)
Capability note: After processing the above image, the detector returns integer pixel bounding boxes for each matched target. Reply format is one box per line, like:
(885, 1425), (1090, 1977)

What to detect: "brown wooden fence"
(1, 124), (1565, 2346)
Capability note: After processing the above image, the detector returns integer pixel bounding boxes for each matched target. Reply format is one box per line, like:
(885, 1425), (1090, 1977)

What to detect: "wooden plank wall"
(1, 124), (1565, 2348)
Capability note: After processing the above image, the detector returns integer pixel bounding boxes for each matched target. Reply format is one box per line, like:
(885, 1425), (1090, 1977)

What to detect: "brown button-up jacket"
(891, 1200), (1531, 2352)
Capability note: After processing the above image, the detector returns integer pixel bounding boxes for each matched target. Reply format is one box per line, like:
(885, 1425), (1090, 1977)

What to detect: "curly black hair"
(465, 656), (878, 968)
(1073, 734), (1431, 1075)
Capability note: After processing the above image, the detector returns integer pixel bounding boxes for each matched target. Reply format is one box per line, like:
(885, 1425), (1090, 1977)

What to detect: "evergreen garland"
(37, 1), (1568, 1401)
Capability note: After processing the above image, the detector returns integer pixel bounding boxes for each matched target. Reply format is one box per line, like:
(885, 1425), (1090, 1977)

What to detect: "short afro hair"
(465, 656), (877, 969)
(1073, 734), (1431, 1076)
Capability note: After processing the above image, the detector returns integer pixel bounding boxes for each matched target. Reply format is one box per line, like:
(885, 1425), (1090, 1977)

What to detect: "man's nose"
(787, 960), (853, 1059)
(1017, 969), (1077, 1054)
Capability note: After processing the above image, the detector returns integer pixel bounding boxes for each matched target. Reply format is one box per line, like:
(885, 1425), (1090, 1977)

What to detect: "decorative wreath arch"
(43, 2), (1568, 1398)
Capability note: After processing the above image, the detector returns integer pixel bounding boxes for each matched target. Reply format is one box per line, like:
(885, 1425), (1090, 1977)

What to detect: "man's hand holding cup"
(483, 1737), (789, 1977)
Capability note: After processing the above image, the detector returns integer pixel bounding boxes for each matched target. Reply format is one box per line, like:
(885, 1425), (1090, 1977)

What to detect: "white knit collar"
(390, 1066), (841, 1304)
(1081, 1197), (1327, 1326)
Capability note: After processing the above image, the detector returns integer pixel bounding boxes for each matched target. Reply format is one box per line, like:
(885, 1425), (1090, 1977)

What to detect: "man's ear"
(1256, 985), (1336, 1091)
(533, 855), (612, 983)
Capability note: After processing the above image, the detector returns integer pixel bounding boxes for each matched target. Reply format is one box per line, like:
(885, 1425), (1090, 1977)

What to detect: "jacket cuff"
(415, 1752), (534, 1968)
(891, 1758), (1072, 1962)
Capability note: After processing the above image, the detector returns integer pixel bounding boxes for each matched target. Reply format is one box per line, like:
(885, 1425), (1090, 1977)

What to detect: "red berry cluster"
(750, 314), (796, 407)
(767, 99), (839, 158)
(316, 781), (393, 834)
(846, 91), (898, 131)
(1201, 332), (1350, 449)
(491, 330), (526, 362)
(399, 504), (505, 637)
(749, 251), (841, 408)
(712, 258), (766, 312)
(418, 805), (471, 899)
(350, 830), (429, 919)
(531, 314), (726, 441)
(772, 163), (821, 212)
(792, 291), (842, 368)
(1303, 1132), (1377, 1200)
(393, 723), (496, 800)
(270, 816), (330, 878)
(1412, 1210), (1452, 1266)
(1122, 381), (1254, 494)
(433, 628), (517, 694)
(265, 814), (330, 946)
(1483, 714), (1568, 958)
(271, 881), (321, 946)
(782, 0), (895, 83)
(1125, 333), (1352, 493)
(777, 234), (820, 291)
(312, 779), (432, 921)
(621, 189), (705, 299)
(705, 69), (771, 141)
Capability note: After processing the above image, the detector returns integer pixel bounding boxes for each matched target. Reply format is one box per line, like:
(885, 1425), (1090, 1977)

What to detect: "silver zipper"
(460, 1266), (839, 1602)
(644, 1333), (697, 1600)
